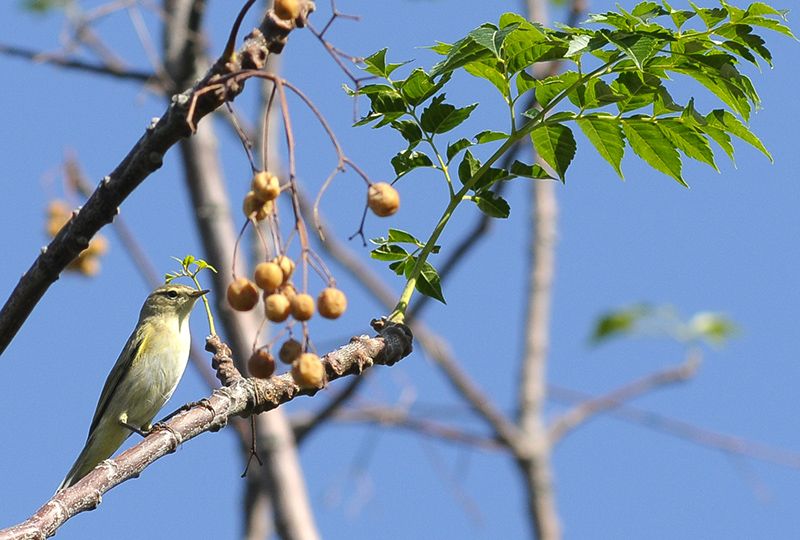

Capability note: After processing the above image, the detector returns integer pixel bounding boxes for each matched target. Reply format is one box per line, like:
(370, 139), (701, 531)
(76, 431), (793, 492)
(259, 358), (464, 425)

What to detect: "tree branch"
(0, 43), (158, 84)
(0, 326), (412, 540)
(548, 351), (702, 444)
(0, 3), (312, 356)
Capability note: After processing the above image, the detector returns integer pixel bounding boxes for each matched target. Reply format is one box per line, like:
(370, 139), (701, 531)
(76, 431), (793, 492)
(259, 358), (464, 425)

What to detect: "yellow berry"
(227, 278), (260, 311)
(265, 293), (291, 322)
(243, 191), (273, 221)
(317, 287), (347, 319)
(254, 262), (284, 292)
(252, 171), (281, 202)
(248, 349), (276, 379)
(290, 293), (315, 321)
(367, 182), (400, 217)
(274, 255), (295, 283)
(278, 338), (303, 364)
(274, 0), (301, 21)
(291, 353), (324, 389)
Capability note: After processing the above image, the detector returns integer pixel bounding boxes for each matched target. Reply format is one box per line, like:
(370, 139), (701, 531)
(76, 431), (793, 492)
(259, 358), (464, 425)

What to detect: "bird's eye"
(167, 290), (178, 299)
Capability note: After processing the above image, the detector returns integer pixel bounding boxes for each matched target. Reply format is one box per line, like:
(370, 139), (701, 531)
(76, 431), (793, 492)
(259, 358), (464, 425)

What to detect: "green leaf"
(474, 130), (509, 143)
(576, 115), (625, 178)
(531, 72), (581, 109)
(603, 31), (663, 70)
(622, 118), (685, 185)
(689, 2), (728, 28)
(530, 124), (577, 181)
(590, 304), (653, 343)
(370, 244), (409, 262)
(464, 58), (510, 98)
(391, 120), (423, 149)
(631, 1), (668, 19)
(658, 118), (718, 171)
(400, 69), (437, 106)
(706, 109), (772, 161)
(578, 79), (624, 110)
(391, 150), (435, 177)
(447, 138), (473, 163)
(687, 312), (739, 345)
(473, 191), (511, 218)
(516, 70), (538, 96)
(414, 261), (446, 304)
(668, 8), (697, 29)
(458, 150), (481, 184)
(420, 95), (478, 134)
(468, 22), (519, 57)
(389, 258), (412, 276)
(363, 49), (408, 78)
(21, 0), (67, 12)
(387, 228), (421, 245)
(612, 71), (662, 113)
(741, 15), (797, 39)
(566, 34), (593, 57)
(502, 28), (568, 73)
(430, 30), (496, 77)
(509, 160), (556, 180)
(473, 168), (514, 192)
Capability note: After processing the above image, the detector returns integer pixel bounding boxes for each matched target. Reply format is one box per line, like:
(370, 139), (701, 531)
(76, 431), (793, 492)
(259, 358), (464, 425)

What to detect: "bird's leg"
(119, 419), (151, 438)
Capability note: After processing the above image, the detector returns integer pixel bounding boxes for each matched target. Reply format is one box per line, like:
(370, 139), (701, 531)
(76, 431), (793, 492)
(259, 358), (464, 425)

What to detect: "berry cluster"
(228, 170), (355, 389)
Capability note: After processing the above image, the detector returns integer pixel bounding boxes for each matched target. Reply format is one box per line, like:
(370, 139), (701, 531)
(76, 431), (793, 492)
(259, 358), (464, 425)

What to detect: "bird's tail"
(56, 427), (126, 492)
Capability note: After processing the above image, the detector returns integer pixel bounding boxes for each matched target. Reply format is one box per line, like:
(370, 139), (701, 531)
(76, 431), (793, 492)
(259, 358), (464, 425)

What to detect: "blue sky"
(1, 1), (799, 538)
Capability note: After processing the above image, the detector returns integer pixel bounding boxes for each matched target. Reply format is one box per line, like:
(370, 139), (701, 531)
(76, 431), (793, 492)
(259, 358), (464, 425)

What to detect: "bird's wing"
(86, 324), (150, 436)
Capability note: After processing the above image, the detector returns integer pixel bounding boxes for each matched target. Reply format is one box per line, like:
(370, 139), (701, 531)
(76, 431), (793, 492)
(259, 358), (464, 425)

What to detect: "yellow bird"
(57, 283), (207, 491)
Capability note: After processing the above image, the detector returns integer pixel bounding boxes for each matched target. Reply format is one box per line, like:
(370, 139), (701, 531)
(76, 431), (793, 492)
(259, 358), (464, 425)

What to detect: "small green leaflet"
(530, 124), (576, 182)
(420, 95), (478, 134)
(622, 118), (685, 186)
(413, 261), (446, 304)
(576, 115), (625, 178)
(473, 192), (510, 218)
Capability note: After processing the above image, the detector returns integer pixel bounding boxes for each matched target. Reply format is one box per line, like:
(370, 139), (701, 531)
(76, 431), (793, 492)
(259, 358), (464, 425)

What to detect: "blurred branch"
(0, 1), (311, 356)
(0, 43), (158, 84)
(0, 327), (413, 540)
(316, 405), (505, 451)
(548, 351), (702, 444)
(548, 384), (800, 470)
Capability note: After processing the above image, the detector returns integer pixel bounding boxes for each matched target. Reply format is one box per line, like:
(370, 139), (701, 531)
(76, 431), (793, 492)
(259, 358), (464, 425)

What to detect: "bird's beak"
(190, 289), (210, 298)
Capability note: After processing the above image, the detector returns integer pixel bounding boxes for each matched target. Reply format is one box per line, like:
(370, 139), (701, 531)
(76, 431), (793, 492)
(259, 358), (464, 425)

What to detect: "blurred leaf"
(686, 312), (739, 345)
(591, 305), (653, 343)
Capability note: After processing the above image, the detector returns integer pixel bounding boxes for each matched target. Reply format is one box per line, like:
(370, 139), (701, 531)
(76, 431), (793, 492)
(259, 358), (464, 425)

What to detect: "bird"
(57, 283), (208, 491)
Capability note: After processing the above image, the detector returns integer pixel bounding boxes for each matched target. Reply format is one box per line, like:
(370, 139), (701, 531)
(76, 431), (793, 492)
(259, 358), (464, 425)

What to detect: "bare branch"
(315, 405), (505, 451)
(548, 352), (702, 444)
(0, 326), (412, 540)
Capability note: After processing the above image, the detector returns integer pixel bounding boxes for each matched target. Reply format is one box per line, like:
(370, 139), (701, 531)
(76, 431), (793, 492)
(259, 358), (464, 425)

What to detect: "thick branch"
(0, 5), (311, 357)
(0, 327), (412, 540)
